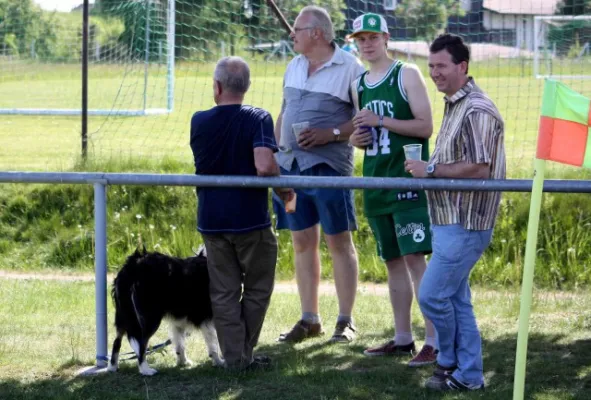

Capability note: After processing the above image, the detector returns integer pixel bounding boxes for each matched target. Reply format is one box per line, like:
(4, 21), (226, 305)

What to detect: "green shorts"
(367, 207), (432, 261)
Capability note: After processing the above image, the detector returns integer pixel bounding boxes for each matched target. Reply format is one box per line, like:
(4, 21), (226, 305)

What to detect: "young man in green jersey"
(348, 13), (437, 367)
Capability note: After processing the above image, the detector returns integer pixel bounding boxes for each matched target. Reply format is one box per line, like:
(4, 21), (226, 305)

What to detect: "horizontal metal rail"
(1, 172), (591, 193)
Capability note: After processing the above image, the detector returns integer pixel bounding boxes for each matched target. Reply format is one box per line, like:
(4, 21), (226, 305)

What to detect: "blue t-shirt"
(190, 104), (277, 234)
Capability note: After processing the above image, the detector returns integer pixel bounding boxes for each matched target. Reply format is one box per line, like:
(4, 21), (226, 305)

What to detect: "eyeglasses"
(293, 27), (314, 33)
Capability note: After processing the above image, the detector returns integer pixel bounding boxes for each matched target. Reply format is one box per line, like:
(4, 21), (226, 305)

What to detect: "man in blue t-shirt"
(190, 56), (294, 371)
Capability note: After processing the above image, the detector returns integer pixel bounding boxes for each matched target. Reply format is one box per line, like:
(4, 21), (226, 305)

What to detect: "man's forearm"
(433, 162), (490, 179)
(257, 163), (280, 177)
(382, 117), (432, 139)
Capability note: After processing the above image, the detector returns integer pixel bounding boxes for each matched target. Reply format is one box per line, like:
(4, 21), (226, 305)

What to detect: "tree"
(0, 0), (55, 57)
(557, 0), (591, 15)
(96, 0), (347, 59)
(394, 0), (465, 42)
(550, 0), (591, 57)
(95, 0), (167, 60)
(259, 0), (346, 38)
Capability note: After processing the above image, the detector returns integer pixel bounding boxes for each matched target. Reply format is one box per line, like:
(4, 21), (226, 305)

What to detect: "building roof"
(482, 0), (559, 15)
(387, 41), (534, 61)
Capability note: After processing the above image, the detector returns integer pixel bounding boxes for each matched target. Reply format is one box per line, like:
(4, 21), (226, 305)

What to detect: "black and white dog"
(107, 245), (224, 375)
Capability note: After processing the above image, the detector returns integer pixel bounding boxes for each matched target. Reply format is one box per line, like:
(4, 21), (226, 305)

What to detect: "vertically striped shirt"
(427, 78), (506, 230)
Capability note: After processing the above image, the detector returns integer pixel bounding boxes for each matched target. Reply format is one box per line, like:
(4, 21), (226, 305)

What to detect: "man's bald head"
(213, 56), (250, 95)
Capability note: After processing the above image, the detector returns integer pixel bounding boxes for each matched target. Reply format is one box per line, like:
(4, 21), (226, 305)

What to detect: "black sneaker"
(427, 374), (484, 391)
(424, 363), (456, 388)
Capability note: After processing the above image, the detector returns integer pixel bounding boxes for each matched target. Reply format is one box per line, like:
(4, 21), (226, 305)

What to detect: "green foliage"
(2, 161), (591, 288)
(557, 0), (591, 15)
(0, 0), (127, 62)
(550, 0), (591, 57)
(266, 0), (347, 38)
(96, 0), (347, 60)
(473, 170), (591, 288)
(547, 20), (591, 58)
(395, 0), (465, 41)
(0, 0), (51, 56)
(96, 0), (165, 60)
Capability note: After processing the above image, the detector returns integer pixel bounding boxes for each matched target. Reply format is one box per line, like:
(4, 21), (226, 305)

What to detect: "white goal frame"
(0, 0), (175, 116)
(534, 15), (591, 80)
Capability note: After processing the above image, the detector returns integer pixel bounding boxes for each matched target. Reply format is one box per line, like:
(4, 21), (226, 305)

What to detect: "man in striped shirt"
(405, 33), (506, 392)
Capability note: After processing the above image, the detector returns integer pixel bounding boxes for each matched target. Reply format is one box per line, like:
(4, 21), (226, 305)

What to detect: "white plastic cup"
(403, 144), (423, 161)
(292, 121), (310, 141)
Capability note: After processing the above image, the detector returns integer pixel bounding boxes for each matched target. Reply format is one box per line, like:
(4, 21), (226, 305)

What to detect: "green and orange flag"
(537, 79), (591, 168)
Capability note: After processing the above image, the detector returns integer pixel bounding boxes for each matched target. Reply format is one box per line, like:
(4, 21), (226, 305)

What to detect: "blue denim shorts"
(272, 161), (357, 235)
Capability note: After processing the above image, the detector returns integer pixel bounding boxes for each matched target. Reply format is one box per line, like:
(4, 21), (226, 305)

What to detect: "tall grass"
(1, 159), (591, 288)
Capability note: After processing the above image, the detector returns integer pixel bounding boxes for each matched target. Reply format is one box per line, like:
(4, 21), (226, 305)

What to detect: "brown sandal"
(277, 320), (324, 343)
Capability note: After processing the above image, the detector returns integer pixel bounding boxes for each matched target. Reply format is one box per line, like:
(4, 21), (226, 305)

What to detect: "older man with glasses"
(273, 6), (365, 345)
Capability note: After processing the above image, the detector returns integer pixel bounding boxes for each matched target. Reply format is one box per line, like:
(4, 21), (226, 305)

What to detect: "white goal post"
(0, 0), (175, 116)
(534, 15), (591, 80)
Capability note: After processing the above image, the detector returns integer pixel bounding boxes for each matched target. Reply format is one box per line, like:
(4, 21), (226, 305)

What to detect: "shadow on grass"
(1, 333), (591, 400)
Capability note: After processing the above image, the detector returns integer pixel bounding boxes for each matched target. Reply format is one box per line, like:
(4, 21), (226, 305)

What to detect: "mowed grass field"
(2, 277), (591, 399)
(1, 58), (590, 174)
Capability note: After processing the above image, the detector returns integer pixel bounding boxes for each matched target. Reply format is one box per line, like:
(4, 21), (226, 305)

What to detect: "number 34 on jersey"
(365, 127), (390, 156)
(363, 100), (393, 157)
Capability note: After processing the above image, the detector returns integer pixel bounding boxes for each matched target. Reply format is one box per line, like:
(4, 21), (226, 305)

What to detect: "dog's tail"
(111, 247), (148, 333)
(111, 247), (144, 304)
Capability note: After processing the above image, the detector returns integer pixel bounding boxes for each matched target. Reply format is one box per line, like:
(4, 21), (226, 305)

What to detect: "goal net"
(0, 0), (174, 116)
(534, 15), (591, 79)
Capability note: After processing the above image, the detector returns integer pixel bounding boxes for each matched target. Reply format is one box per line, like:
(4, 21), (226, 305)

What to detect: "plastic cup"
(284, 192), (297, 213)
(292, 121), (310, 141)
(403, 144), (423, 161)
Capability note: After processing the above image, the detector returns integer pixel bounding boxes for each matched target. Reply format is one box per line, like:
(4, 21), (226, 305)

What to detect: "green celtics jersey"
(355, 60), (429, 217)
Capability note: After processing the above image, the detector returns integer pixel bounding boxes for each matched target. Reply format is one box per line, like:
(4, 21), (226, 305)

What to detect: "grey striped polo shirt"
(428, 78), (506, 230)
(277, 46), (365, 176)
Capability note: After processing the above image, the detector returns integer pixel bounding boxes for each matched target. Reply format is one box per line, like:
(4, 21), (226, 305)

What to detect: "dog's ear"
(142, 244), (147, 255)
(193, 244), (207, 258)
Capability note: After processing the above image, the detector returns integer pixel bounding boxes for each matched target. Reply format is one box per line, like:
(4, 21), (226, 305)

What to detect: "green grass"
(2, 162), (591, 287)
(1, 59), (591, 173)
(1, 278), (591, 399)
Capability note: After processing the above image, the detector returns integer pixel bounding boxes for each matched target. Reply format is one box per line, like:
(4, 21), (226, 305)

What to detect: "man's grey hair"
(299, 6), (335, 43)
(213, 56), (250, 94)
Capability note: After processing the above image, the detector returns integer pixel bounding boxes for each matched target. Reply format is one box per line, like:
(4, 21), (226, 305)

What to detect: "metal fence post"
(94, 182), (108, 368)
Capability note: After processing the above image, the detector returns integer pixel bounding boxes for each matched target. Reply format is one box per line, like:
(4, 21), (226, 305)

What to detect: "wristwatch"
(426, 163), (436, 178)
(333, 128), (341, 141)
